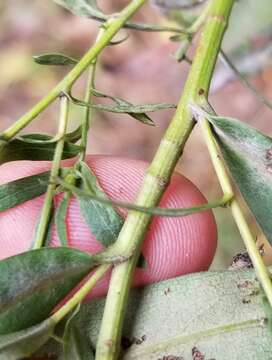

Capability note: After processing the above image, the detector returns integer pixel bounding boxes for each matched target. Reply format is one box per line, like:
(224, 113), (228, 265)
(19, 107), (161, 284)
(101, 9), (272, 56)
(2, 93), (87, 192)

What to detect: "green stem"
(0, 0), (147, 141)
(198, 115), (272, 306)
(220, 50), (272, 111)
(79, 62), (97, 161)
(51, 264), (111, 324)
(60, 179), (232, 217)
(95, 1), (235, 359)
(79, 29), (105, 162)
(33, 94), (70, 249)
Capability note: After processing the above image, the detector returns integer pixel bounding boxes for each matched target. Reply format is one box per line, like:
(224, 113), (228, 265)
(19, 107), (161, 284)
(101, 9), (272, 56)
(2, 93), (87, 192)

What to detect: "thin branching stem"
(79, 29), (105, 162)
(51, 264), (111, 324)
(59, 178), (232, 217)
(220, 50), (272, 111)
(0, 0), (148, 141)
(33, 94), (70, 249)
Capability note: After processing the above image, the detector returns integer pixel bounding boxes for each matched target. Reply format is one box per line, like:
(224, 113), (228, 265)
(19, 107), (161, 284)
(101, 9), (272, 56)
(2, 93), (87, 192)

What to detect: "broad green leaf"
(0, 171), (50, 212)
(207, 115), (272, 245)
(0, 247), (97, 334)
(0, 137), (80, 164)
(77, 161), (124, 248)
(38, 269), (272, 359)
(33, 53), (78, 66)
(55, 193), (71, 246)
(0, 318), (56, 360)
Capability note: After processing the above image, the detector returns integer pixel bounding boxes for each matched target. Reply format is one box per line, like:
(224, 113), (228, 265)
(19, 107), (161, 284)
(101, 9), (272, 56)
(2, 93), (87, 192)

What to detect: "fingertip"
(0, 156), (217, 298)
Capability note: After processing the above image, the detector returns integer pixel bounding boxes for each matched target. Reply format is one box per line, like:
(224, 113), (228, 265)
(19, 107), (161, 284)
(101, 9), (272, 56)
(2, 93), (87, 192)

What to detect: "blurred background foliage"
(1, 0), (272, 269)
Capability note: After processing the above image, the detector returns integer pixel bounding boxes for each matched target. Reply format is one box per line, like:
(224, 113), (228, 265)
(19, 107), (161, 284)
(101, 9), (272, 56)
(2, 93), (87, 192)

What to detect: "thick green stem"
(198, 115), (272, 306)
(33, 95), (70, 249)
(95, 1), (235, 359)
(0, 0), (147, 141)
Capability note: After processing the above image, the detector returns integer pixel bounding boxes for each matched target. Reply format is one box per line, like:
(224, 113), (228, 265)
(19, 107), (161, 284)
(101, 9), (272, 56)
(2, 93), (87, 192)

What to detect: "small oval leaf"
(33, 53), (78, 66)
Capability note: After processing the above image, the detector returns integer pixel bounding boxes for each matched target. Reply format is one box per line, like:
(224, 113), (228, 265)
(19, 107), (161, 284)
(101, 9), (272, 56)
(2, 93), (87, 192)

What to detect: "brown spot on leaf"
(121, 335), (147, 349)
(237, 280), (253, 289)
(242, 298), (251, 304)
(192, 346), (205, 360)
(164, 287), (171, 295)
(266, 148), (272, 160)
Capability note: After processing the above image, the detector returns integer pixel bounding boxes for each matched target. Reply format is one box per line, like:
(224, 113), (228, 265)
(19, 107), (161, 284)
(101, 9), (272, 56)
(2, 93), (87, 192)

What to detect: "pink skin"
(0, 155), (217, 298)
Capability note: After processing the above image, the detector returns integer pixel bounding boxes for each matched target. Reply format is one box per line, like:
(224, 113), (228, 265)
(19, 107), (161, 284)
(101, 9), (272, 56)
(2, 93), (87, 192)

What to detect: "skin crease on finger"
(0, 155), (217, 298)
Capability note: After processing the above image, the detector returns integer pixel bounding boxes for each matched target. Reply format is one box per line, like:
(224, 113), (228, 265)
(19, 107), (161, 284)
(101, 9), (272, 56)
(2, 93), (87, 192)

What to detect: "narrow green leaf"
(0, 247), (97, 334)
(90, 102), (176, 114)
(53, 0), (183, 33)
(207, 114), (272, 245)
(68, 91), (176, 125)
(18, 133), (57, 144)
(0, 171), (50, 212)
(0, 137), (80, 164)
(77, 162), (124, 248)
(55, 193), (71, 246)
(33, 53), (78, 66)
(38, 269), (271, 359)
(0, 168), (70, 212)
(54, 0), (104, 20)
(73, 91), (176, 114)
(90, 89), (156, 125)
(0, 318), (56, 360)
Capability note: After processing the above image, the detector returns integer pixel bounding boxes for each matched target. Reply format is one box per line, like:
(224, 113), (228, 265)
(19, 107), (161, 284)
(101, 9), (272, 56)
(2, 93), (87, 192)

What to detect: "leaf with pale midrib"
(0, 247), (96, 335)
(36, 268), (271, 359)
(208, 114), (272, 245)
